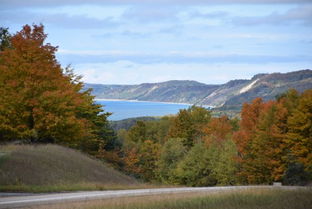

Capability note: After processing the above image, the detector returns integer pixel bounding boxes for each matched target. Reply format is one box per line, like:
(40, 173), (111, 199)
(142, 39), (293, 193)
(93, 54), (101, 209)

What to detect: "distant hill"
(85, 69), (312, 109)
(0, 144), (138, 192)
(85, 80), (218, 105)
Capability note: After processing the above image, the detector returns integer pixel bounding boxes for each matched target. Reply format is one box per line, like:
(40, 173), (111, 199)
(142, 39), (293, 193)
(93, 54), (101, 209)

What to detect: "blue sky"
(1, 0), (311, 84)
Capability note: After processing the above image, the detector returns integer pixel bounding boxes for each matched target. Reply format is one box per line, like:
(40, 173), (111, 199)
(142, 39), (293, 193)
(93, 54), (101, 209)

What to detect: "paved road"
(0, 186), (304, 208)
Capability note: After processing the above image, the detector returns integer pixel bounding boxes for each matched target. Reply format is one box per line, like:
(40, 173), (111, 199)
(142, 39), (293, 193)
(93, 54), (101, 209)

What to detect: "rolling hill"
(85, 69), (312, 109)
(85, 80), (219, 105)
(0, 144), (139, 192)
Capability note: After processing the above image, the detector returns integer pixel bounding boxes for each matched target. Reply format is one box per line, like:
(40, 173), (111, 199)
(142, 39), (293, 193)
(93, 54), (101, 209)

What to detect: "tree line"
(0, 25), (311, 186)
(116, 90), (311, 186)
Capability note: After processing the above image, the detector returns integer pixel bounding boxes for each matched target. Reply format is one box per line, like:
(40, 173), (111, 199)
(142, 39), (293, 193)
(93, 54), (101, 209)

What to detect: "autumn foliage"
(119, 90), (311, 185)
(233, 90), (312, 184)
(1, 24), (311, 186)
(0, 25), (112, 154)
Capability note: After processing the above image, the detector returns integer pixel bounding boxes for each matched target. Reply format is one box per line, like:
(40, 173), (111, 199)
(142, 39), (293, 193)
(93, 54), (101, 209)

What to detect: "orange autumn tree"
(203, 115), (233, 146)
(233, 91), (305, 184)
(0, 24), (111, 153)
(233, 98), (274, 183)
(233, 98), (265, 160)
(246, 101), (289, 183)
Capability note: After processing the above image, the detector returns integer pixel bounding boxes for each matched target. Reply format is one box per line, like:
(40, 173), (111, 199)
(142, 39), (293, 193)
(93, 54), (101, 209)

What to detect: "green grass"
(0, 144), (143, 192)
(30, 188), (312, 209)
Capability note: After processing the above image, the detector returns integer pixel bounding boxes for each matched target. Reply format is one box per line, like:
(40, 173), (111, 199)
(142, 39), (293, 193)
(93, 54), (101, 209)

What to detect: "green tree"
(168, 109), (194, 147)
(168, 106), (211, 148)
(0, 27), (11, 51)
(126, 121), (147, 144)
(122, 120), (163, 180)
(145, 117), (172, 144)
(157, 138), (187, 184)
(209, 138), (238, 185)
(123, 139), (160, 181)
(174, 142), (216, 186)
(137, 140), (160, 181)
(188, 105), (211, 125)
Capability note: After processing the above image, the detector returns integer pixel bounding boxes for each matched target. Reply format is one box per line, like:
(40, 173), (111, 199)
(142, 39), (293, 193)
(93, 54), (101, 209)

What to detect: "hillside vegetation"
(116, 89), (312, 186)
(0, 144), (138, 192)
(110, 117), (159, 131)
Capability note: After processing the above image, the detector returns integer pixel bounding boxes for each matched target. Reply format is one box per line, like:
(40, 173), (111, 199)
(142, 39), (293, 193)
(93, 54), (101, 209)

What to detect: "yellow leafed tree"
(0, 24), (111, 153)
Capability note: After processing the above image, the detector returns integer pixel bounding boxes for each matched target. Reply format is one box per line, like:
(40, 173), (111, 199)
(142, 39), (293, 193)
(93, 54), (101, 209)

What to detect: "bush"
(282, 162), (309, 186)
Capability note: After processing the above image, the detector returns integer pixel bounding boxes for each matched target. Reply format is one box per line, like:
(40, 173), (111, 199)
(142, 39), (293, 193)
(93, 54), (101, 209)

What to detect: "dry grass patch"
(25, 188), (312, 209)
(0, 144), (141, 192)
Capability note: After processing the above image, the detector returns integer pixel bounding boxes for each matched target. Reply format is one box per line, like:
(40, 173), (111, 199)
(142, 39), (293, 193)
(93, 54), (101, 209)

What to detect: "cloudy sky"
(1, 0), (311, 84)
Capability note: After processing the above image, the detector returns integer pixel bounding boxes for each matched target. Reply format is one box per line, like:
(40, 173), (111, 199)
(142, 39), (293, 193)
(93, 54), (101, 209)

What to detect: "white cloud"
(3, 1), (310, 86)
(122, 6), (181, 23)
(73, 61), (312, 84)
(232, 5), (312, 26)
(0, 11), (120, 29)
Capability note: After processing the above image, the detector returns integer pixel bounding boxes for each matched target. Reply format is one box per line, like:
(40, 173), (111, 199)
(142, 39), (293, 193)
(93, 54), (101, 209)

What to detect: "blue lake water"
(96, 100), (191, 121)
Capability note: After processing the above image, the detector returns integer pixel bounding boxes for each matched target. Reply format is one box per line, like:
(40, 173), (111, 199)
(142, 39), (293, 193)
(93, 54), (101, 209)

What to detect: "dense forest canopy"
(117, 92), (311, 185)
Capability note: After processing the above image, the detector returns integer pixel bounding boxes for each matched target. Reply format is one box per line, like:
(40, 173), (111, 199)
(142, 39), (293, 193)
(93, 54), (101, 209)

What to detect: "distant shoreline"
(95, 98), (193, 106)
(95, 98), (214, 108)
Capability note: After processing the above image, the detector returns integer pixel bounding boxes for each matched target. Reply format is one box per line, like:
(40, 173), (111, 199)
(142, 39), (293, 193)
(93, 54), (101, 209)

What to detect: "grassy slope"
(29, 188), (312, 209)
(0, 144), (140, 192)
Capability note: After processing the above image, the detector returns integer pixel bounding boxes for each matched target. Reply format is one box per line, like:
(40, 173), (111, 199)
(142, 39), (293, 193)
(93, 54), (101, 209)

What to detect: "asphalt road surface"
(0, 186), (303, 208)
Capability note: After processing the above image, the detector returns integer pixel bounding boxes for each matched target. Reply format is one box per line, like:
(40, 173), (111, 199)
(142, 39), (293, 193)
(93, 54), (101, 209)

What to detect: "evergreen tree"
(0, 27), (11, 51)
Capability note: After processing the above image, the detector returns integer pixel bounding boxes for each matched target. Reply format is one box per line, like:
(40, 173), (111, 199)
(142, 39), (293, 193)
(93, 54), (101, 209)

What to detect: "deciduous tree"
(157, 138), (187, 184)
(287, 89), (312, 175)
(168, 106), (211, 148)
(0, 25), (111, 154)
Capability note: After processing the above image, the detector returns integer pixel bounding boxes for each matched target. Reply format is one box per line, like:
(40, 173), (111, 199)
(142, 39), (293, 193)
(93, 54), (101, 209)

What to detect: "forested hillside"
(86, 70), (312, 109)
